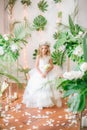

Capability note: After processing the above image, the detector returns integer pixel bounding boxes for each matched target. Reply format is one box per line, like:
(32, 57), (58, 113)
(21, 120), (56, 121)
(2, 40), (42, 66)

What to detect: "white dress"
(22, 56), (62, 108)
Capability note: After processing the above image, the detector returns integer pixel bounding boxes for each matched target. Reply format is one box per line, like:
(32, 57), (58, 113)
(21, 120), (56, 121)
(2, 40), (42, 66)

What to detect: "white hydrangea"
(63, 71), (84, 80)
(3, 34), (9, 41)
(80, 62), (87, 72)
(10, 44), (18, 52)
(0, 46), (4, 55)
(59, 45), (66, 52)
(73, 45), (83, 57)
(78, 31), (83, 35)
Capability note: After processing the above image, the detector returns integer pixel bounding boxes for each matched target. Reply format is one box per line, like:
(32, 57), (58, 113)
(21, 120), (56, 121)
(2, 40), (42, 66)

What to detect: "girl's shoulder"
(36, 55), (41, 61)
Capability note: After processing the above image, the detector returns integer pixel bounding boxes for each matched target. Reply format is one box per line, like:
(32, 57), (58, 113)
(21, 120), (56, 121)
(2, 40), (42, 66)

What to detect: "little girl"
(22, 42), (62, 108)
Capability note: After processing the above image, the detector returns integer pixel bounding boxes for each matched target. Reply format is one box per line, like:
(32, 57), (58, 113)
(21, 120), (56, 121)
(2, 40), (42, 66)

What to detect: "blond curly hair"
(37, 42), (50, 57)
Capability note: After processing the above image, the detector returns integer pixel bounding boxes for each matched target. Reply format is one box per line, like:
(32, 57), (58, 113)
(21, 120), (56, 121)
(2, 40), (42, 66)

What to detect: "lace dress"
(22, 56), (62, 108)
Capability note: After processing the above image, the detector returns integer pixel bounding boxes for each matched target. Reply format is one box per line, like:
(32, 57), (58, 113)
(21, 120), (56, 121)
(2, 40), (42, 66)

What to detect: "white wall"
(0, 0), (4, 34)
(78, 0), (87, 28)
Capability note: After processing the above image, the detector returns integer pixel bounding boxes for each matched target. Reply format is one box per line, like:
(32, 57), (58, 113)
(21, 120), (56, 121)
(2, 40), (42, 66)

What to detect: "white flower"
(63, 71), (84, 80)
(78, 31), (83, 36)
(44, 64), (50, 71)
(73, 45), (83, 57)
(73, 45), (83, 56)
(0, 46), (4, 55)
(80, 62), (87, 72)
(10, 44), (18, 52)
(1, 81), (8, 93)
(3, 34), (9, 41)
(59, 45), (66, 52)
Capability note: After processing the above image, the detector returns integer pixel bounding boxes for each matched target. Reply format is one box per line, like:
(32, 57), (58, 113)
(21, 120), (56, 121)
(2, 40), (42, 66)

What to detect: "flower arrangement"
(53, 0), (62, 3)
(21, 0), (31, 6)
(53, 15), (87, 66)
(57, 62), (87, 112)
(0, 34), (27, 61)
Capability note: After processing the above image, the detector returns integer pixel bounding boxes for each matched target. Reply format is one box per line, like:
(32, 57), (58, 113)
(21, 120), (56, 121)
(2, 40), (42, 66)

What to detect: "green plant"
(53, 0), (62, 3)
(53, 15), (86, 65)
(53, 32), (59, 40)
(33, 15), (47, 31)
(51, 50), (66, 66)
(13, 19), (32, 39)
(38, 0), (48, 12)
(5, 0), (17, 10)
(56, 62), (87, 112)
(33, 49), (38, 59)
(21, 0), (31, 6)
(0, 34), (27, 61)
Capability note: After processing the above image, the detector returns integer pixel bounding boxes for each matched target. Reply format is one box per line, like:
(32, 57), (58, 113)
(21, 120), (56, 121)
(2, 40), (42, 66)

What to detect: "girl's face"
(41, 45), (48, 55)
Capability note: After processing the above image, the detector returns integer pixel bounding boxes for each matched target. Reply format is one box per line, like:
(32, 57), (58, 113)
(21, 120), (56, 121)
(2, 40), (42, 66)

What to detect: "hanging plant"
(38, 0), (48, 12)
(33, 15), (47, 31)
(53, 0), (62, 3)
(21, 0), (31, 6)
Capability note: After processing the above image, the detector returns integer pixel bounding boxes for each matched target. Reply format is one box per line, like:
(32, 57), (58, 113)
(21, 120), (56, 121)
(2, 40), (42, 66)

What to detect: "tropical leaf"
(38, 0), (48, 12)
(14, 20), (32, 39)
(69, 15), (76, 36)
(33, 49), (38, 59)
(53, 0), (62, 3)
(33, 15), (47, 31)
(63, 89), (77, 98)
(21, 0), (31, 6)
(0, 72), (22, 88)
(83, 33), (87, 62)
(77, 94), (86, 112)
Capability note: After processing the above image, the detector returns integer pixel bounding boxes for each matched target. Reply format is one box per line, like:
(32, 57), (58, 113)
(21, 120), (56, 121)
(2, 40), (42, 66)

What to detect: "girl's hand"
(41, 73), (47, 78)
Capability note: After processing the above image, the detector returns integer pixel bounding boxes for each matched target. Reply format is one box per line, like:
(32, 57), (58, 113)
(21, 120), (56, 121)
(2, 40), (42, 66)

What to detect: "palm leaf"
(83, 33), (87, 62)
(14, 20), (32, 39)
(69, 15), (76, 36)
(0, 72), (22, 88)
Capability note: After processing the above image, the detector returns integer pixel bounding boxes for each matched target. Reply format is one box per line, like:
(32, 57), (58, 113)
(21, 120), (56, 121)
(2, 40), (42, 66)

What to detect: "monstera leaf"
(33, 15), (47, 31)
(38, 0), (48, 12)
(69, 15), (84, 36)
(51, 50), (66, 66)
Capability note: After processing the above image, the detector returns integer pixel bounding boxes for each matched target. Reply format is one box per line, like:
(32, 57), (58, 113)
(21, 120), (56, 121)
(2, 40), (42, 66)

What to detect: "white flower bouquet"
(43, 64), (51, 71)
